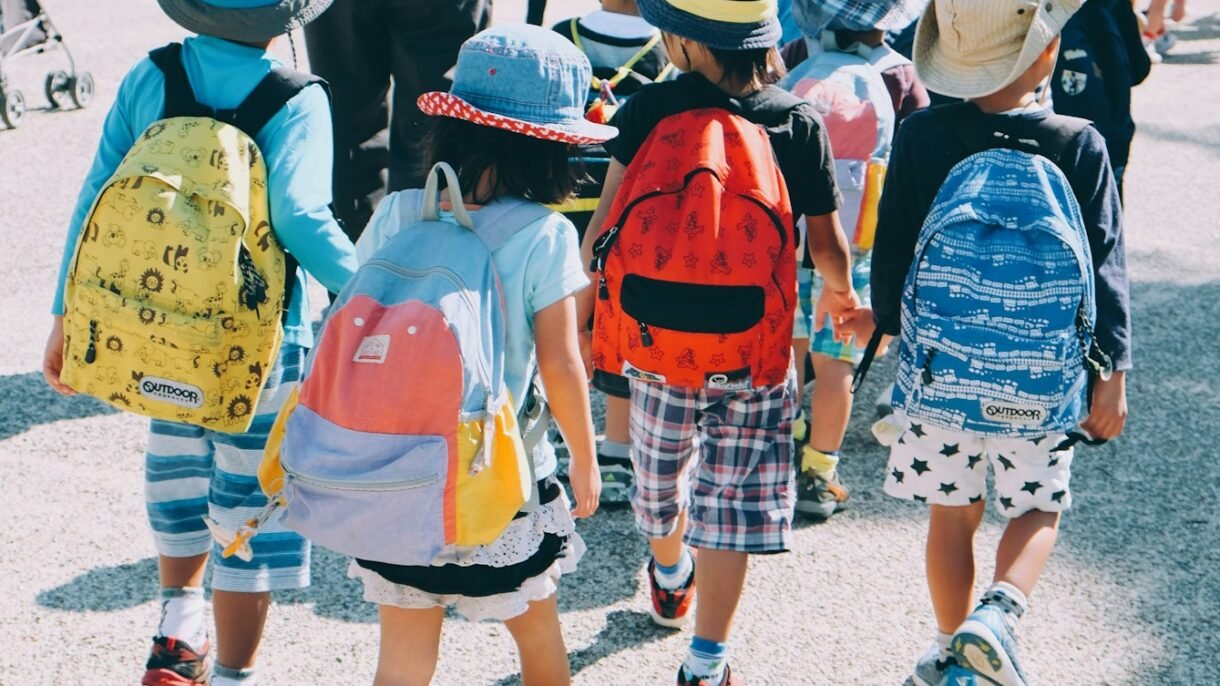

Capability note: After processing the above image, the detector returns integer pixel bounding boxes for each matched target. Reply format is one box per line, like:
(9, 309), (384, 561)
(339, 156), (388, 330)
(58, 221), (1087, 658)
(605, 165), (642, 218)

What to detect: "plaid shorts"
(794, 253), (872, 363)
(628, 367), (798, 553)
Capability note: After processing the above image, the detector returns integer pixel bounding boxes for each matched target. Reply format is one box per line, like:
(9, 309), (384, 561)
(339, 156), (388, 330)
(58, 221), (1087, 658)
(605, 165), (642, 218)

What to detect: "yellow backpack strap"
(655, 62), (677, 83)
(602, 31), (664, 90)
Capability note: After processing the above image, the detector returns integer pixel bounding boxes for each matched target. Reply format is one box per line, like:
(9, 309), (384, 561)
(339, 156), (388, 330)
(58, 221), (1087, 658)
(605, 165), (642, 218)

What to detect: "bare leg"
(373, 605), (445, 686)
(650, 511), (689, 567)
(503, 595), (571, 686)
(993, 510), (1060, 597)
(691, 548), (749, 643)
(807, 354), (853, 456)
(1146, 0), (1169, 35)
(212, 590), (270, 670)
(793, 338), (810, 392)
(605, 395), (631, 446)
(158, 553), (208, 589)
(927, 502), (986, 634)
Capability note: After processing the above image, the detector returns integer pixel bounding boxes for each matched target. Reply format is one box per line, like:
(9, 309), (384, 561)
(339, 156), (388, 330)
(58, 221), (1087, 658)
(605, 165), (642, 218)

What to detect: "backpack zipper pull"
(639, 322), (654, 347)
(84, 320), (98, 364)
(472, 406), (496, 476)
(598, 275), (609, 300)
(921, 349), (937, 386)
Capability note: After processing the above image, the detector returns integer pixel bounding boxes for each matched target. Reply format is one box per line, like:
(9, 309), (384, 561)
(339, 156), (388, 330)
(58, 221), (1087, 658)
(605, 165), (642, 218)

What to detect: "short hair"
(709, 45), (787, 88)
(422, 117), (581, 206)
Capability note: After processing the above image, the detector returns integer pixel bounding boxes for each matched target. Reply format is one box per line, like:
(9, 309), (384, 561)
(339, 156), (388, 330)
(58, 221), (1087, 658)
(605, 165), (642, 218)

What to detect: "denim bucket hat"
(418, 25), (617, 146)
(158, 0), (334, 43)
(636, 0), (782, 51)
(793, 0), (929, 34)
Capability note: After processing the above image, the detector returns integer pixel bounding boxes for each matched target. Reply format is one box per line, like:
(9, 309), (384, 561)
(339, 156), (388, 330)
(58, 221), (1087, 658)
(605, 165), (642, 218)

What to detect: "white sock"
(599, 440), (630, 459)
(653, 548), (694, 590)
(212, 664), (256, 685)
(158, 587), (206, 647)
(683, 636), (728, 683)
(936, 630), (953, 654)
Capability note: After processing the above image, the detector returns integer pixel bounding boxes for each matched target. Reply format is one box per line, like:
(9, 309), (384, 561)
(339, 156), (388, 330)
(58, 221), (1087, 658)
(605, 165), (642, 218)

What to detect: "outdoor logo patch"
(705, 367), (751, 391)
(139, 376), (204, 409)
(980, 400), (1045, 426)
(353, 334), (391, 364)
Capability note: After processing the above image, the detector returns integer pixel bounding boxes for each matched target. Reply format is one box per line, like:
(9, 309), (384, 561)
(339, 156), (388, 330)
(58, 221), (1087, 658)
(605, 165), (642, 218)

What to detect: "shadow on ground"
(0, 371), (116, 440)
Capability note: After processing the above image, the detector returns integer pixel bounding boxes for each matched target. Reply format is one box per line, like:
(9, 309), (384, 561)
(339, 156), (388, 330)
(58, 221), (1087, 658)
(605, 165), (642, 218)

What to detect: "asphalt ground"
(0, 1), (1217, 684)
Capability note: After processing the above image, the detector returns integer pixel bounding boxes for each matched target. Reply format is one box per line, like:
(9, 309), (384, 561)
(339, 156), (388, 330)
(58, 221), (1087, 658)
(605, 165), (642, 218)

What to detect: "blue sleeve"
(257, 83), (357, 294)
(51, 61), (156, 314)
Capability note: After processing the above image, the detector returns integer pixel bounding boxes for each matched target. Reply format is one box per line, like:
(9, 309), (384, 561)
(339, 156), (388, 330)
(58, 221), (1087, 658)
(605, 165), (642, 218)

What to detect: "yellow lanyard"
(570, 18), (672, 91)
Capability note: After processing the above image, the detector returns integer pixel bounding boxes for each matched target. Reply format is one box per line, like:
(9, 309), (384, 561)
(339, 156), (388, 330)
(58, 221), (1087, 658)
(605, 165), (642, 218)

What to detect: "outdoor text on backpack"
(60, 43), (314, 432)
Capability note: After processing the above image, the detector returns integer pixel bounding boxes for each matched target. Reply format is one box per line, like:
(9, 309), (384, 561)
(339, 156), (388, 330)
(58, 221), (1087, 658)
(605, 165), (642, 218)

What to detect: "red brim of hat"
(417, 92), (617, 145)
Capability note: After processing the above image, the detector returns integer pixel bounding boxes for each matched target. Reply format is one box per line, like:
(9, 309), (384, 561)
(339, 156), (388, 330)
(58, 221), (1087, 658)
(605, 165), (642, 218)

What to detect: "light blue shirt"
(357, 192), (591, 477)
(52, 35), (357, 348)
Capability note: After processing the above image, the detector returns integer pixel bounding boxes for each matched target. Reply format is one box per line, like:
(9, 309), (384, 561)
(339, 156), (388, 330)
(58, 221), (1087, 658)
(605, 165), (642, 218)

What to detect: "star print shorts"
(881, 413), (1075, 518)
(628, 368), (798, 553)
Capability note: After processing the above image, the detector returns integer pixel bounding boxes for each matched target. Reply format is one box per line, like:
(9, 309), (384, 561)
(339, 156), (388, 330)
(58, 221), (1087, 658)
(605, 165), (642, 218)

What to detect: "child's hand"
(840, 307), (877, 347)
(568, 456), (602, 519)
(1082, 371), (1127, 440)
(814, 288), (863, 345)
(42, 317), (75, 396)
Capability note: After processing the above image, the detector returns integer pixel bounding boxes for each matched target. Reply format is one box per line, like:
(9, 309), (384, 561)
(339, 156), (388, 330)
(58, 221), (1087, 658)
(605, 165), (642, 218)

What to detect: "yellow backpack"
(60, 43), (321, 433)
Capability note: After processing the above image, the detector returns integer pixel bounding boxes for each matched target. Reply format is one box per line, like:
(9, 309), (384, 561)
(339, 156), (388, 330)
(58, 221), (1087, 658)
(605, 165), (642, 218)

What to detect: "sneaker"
(1143, 35), (1164, 64)
(794, 457), (850, 519)
(1154, 30), (1177, 55)
(647, 557), (695, 628)
(677, 664), (738, 685)
(142, 636), (211, 686)
(903, 644), (957, 686)
(598, 450), (633, 506)
(952, 592), (1028, 686)
(944, 664), (982, 685)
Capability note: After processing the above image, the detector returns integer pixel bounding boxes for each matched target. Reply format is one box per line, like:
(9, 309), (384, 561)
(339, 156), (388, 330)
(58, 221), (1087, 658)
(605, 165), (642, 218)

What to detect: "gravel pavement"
(1, 1), (1217, 684)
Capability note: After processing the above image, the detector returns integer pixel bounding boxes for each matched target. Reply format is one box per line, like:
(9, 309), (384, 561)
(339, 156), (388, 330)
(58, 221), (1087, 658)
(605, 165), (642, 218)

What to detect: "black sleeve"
(870, 114), (925, 333)
(784, 105), (842, 219)
(1111, 0), (1152, 86)
(1063, 126), (1133, 370)
(602, 85), (657, 166)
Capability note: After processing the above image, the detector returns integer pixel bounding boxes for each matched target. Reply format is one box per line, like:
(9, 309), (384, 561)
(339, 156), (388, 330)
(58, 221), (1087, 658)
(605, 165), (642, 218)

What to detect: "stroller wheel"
(69, 72), (95, 109)
(1, 89), (26, 128)
(45, 70), (71, 108)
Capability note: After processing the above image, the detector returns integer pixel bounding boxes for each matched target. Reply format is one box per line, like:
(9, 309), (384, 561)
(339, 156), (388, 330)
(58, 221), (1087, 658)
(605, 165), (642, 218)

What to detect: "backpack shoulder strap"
(935, 102), (1091, 165)
(148, 42), (210, 119)
(474, 198), (556, 252)
(230, 67), (328, 139)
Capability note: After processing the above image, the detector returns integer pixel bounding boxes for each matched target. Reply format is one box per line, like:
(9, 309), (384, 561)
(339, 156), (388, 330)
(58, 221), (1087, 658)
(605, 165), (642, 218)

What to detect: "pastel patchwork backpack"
(255, 163), (551, 566)
(781, 40), (903, 251)
(859, 105), (1113, 437)
(590, 108), (796, 390)
(59, 43), (319, 432)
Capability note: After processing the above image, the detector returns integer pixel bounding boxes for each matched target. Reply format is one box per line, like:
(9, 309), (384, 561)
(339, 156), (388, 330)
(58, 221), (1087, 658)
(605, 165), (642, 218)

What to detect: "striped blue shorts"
(145, 345), (309, 593)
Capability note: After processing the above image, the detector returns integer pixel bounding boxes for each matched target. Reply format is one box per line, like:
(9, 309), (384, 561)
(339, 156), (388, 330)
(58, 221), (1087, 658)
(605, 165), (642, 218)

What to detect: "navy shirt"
(871, 104), (1133, 371)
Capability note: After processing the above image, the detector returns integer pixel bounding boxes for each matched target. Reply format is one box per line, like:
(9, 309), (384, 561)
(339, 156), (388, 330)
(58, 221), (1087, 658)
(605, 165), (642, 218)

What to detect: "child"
(348, 25), (606, 686)
(782, 0), (931, 519)
(865, 0), (1132, 683)
(553, 0), (672, 506)
(1053, 0), (1152, 199)
(40, 1), (357, 684)
(580, 1), (860, 683)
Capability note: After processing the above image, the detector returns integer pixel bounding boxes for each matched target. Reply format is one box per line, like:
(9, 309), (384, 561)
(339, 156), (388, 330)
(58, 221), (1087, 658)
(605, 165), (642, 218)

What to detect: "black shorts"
(593, 369), (630, 399)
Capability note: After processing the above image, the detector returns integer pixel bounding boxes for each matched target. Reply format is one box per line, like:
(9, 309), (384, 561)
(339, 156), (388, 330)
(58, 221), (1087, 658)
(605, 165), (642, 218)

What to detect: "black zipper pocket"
(621, 274), (764, 334)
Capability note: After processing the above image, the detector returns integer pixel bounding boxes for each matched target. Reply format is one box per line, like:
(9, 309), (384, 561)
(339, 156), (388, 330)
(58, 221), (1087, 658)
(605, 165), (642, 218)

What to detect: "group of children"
(41, 0), (1136, 685)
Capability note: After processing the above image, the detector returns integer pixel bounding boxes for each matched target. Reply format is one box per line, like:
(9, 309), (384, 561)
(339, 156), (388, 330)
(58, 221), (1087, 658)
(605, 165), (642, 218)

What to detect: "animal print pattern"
(61, 116), (288, 433)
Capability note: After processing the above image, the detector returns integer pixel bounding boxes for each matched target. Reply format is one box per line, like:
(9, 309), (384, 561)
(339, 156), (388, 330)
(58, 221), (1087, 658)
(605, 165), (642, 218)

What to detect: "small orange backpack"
(591, 108), (796, 390)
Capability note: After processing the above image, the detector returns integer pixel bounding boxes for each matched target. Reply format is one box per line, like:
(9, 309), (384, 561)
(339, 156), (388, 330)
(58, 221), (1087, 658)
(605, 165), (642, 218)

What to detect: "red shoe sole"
(142, 668), (209, 686)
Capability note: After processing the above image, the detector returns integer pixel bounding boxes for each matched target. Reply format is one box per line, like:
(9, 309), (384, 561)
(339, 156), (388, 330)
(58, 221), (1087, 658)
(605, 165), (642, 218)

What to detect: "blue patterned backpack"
(878, 105), (1112, 437)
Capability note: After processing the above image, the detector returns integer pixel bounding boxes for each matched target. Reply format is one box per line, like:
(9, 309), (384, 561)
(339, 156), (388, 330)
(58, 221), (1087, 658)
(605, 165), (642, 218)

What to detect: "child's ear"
(1043, 35), (1062, 60)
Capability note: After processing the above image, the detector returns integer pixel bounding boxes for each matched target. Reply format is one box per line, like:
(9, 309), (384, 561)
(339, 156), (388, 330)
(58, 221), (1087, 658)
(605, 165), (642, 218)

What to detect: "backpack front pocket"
(280, 405), (450, 566)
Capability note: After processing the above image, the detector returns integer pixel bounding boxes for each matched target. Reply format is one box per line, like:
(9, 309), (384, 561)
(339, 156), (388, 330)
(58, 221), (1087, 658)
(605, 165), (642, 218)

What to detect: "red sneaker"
(648, 557), (695, 628)
(142, 636), (211, 686)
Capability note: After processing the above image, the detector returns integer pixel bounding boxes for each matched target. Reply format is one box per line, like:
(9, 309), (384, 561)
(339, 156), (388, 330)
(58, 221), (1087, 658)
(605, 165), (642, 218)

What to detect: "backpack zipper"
(638, 321), (654, 347)
(282, 461), (439, 492)
(84, 320), (98, 364)
(921, 349), (937, 386)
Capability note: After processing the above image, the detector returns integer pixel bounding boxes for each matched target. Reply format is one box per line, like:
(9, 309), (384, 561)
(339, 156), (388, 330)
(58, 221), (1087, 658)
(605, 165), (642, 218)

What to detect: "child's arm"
(535, 295), (601, 517)
(258, 85), (357, 293)
(576, 159), (628, 375)
(806, 211), (862, 343)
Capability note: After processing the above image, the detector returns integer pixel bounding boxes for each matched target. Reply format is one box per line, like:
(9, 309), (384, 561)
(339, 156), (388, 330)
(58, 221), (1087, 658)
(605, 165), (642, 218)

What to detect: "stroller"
(0, 0), (92, 129)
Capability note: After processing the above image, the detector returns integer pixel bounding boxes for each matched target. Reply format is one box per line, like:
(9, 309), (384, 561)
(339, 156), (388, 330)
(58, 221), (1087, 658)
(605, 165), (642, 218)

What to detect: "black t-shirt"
(604, 72), (842, 219)
(871, 104), (1132, 371)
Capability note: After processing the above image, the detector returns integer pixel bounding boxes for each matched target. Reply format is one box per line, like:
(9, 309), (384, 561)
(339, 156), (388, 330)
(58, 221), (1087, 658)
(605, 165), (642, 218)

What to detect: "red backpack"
(591, 108), (796, 390)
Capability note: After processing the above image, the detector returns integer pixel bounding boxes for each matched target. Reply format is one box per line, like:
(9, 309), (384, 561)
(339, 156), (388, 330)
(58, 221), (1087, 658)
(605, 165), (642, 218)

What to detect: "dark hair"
(708, 45), (786, 88)
(422, 117), (581, 205)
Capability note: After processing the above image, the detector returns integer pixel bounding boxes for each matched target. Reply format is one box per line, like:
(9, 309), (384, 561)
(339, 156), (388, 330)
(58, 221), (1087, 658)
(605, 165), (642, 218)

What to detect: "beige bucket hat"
(913, 0), (1082, 99)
